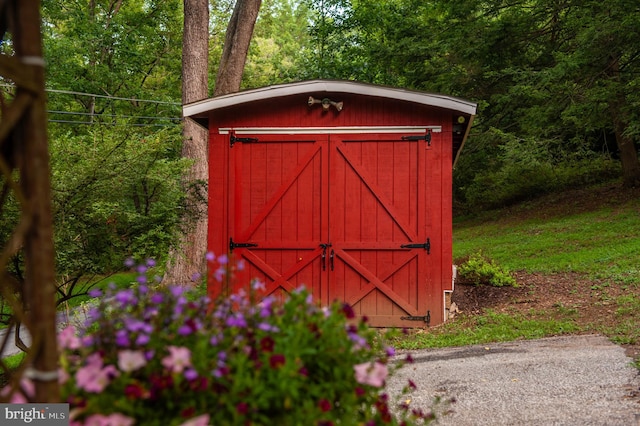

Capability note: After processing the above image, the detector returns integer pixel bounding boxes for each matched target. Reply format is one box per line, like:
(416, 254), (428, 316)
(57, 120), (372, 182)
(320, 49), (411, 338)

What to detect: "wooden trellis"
(0, 0), (60, 402)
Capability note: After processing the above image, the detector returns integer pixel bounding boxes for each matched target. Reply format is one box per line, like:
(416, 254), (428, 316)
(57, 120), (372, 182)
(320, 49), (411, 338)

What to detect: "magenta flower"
(117, 350), (147, 372)
(1, 378), (34, 403)
(353, 362), (388, 388)
(58, 325), (81, 350)
(179, 414), (210, 426)
(269, 354), (286, 369)
(83, 413), (134, 426)
(318, 398), (332, 412)
(75, 354), (119, 393)
(162, 346), (192, 374)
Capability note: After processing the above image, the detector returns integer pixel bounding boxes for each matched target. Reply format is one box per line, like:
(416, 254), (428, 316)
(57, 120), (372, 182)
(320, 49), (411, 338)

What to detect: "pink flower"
(0, 378), (34, 403)
(75, 354), (119, 393)
(179, 414), (210, 426)
(84, 413), (134, 426)
(162, 346), (192, 374)
(118, 350), (147, 372)
(354, 362), (388, 387)
(58, 325), (81, 350)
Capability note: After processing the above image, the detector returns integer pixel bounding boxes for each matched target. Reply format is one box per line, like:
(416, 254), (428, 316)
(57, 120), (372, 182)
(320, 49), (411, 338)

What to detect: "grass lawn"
(392, 183), (640, 364)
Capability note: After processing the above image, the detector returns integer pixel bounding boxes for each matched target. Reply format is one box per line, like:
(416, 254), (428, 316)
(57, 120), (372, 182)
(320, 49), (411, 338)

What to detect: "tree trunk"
(214, 0), (262, 96)
(165, 0), (262, 285)
(608, 55), (640, 188)
(612, 116), (640, 188)
(163, 0), (209, 285)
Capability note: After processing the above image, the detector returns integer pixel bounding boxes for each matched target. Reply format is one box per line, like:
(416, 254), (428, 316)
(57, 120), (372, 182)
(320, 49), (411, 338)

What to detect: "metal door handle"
(329, 249), (335, 271)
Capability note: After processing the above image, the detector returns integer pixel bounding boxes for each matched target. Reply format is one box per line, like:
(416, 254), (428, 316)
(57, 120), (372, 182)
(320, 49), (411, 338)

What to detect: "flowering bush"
(14, 256), (437, 425)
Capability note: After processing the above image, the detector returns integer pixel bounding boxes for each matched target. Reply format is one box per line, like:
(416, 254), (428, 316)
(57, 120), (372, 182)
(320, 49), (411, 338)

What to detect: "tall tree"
(165, 0), (262, 284)
(164, 0), (209, 285)
(215, 0), (263, 96)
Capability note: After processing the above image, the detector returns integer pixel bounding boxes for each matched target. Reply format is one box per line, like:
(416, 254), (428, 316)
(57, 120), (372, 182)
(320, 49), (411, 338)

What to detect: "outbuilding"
(184, 80), (477, 327)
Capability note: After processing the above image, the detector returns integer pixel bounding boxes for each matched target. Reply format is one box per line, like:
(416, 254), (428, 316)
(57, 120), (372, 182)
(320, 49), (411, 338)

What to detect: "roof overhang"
(183, 80), (477, 125)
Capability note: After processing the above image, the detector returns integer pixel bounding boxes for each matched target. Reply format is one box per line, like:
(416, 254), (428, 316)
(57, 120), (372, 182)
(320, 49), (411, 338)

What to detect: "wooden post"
(12, 0), (60, 402)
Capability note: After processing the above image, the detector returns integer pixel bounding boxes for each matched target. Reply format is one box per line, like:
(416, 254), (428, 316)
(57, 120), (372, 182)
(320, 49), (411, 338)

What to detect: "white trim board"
(218, 126), (442, 135)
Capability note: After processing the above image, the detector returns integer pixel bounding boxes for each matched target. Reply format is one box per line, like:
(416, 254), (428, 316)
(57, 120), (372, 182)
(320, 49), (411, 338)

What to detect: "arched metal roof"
(183, 80), (477, 118)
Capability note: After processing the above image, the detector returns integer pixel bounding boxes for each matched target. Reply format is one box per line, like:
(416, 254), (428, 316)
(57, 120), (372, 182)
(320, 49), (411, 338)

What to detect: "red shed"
(184, 80), (477, 327)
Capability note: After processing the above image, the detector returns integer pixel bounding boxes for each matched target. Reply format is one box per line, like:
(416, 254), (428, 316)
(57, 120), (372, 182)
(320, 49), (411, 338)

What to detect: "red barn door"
(228, 129), (435, 326)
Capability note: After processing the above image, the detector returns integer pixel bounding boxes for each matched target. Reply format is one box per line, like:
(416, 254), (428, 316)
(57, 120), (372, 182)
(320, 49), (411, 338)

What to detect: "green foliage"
(50, 126), (189, 275)
(303, 0), (640, 200)
(457, 252), (517, 288)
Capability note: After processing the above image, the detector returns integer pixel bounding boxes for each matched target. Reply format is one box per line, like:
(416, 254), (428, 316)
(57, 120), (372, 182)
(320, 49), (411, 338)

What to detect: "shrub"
(6, 257), (437, 425)
(457, 252), (518, 287)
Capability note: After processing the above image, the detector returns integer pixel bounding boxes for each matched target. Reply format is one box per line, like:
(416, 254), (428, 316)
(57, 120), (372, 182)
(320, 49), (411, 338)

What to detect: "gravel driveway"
(387, 334), (640, 425)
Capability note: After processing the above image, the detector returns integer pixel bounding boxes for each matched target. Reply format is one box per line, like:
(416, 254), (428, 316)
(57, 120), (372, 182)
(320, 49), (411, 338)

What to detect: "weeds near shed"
(457, 252), (517, 287)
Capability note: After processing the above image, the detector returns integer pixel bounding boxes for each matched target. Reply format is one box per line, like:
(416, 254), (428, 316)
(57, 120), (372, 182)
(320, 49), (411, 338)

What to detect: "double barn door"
(228, 129), (436, 326)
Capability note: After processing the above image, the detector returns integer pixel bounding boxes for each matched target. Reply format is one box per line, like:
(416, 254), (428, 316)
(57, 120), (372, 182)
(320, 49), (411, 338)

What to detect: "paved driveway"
(387, 335), (640, 425)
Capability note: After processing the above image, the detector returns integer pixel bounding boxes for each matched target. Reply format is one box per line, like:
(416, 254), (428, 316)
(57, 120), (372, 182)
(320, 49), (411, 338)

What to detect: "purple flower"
(385, 346), (396, 357)
(115, 330), (130, 347)
(124, 318), (153, 334)
(88, 289), (102, 298)
(217, 254), (229, 265)
(136, 275), (148, 284)
(210, 334), (222, 346)
(135, 334), (150, 346)
(170, 286), (184, 298)
(184, 368), (198, 381)
(205, 252), (215, 262)
(115, 289), (136, 307)
(136, 264), (147, 274)
(124, 257), (135, 268)
(178, 325), (193, 336)
(257, 323), (279, 332)
(151, 293), (164, 304)
(252, 280), (266, 291)
(225, 313), (247, 328)
(213, 267), (225, 282)
(258, 297), (274, 318)
(146, 258), (156, 267)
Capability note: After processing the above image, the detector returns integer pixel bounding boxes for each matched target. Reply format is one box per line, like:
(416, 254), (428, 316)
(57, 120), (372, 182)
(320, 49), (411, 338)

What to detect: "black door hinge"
(229, 237), (258, 252)
(400, 238), (431, 254)
(230, 134), (259, 147)
(401, 130), (431, 146)
(401, 310), (431, 325)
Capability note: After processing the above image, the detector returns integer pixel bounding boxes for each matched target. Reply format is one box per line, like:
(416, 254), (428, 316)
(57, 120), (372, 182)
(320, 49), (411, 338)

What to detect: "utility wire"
(46, 88), (181, 106)
(1, 84), (183, 126)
